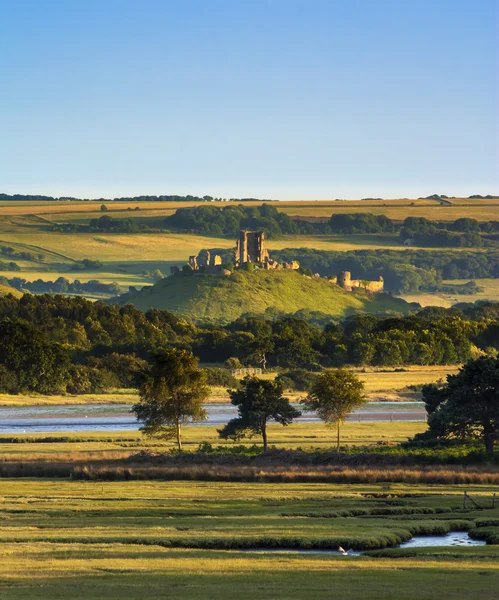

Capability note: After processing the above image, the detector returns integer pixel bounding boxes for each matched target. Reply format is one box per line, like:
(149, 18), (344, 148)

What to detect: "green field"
(0, 422), (428, 460)
(1, 478), (498, 599)
(0, 282), (22, 298)
(401, 279), (499, 308)
(112, 269), (412, 322)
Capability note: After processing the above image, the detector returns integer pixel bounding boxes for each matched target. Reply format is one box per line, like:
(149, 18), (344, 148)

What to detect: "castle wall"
(336, 271), (384, 293)
(350, 278), (384, 292)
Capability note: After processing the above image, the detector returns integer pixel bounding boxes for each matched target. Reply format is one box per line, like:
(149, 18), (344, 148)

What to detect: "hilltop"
(111, 270), (415, 323)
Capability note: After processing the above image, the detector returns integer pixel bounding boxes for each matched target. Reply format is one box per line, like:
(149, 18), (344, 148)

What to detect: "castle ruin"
(234, 231), (299, 270)
(235, 230), (269, 266)
(171, 231), (382, 293)
(333, 271), (384, 293)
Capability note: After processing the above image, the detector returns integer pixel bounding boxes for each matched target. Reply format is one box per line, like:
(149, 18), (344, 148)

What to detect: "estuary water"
(0, 401), (425, 434)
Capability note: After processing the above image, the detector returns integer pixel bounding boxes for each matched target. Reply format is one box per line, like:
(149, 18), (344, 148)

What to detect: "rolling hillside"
(0, 283), (23, 298)
(112, 270), (415, 323)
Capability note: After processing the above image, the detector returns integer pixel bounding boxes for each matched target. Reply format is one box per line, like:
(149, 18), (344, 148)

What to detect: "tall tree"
(218, 376), (301, 451)
(303, 369), (365, 451)
(133, 349), (209, 451)
(422, 357), (499, 453)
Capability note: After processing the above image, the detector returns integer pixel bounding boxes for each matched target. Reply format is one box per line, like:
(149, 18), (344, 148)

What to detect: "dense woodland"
(0, 294), (498, 395)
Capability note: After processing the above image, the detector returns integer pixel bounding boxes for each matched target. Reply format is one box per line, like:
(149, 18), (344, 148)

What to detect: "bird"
(338, 546), (349, 555)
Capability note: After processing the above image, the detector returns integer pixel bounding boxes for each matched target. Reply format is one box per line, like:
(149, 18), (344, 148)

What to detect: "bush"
(276, 369), (317, 391)
(203, 367), (238, 387)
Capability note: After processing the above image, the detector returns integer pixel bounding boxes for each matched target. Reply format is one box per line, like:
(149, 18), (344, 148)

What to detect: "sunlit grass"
(0, 422), (428, 459)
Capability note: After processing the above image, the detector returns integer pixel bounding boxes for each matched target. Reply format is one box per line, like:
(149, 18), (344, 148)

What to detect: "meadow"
(0, 478), (498, 599)
(401, 279), (499, 308)
(0, 422), (428, 460)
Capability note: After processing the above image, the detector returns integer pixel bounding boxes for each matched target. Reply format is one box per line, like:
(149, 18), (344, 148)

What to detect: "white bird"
(338, 546), (350, 555)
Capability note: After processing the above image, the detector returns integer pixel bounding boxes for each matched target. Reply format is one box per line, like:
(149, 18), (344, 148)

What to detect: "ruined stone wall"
(336, 271), (384, 293)
(350, 277), (384, 292)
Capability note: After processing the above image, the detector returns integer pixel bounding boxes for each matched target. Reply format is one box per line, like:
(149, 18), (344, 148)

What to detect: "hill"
(0, 283), (22, 298)
(112, 270), (415, 323)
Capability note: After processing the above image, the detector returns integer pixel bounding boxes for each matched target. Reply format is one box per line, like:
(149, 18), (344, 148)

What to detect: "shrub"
(203, 367), (238, 387)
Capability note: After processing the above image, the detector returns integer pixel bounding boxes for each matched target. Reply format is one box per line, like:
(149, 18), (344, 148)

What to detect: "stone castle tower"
(235, 231), (270, 266)
(337, 271), (352, 291)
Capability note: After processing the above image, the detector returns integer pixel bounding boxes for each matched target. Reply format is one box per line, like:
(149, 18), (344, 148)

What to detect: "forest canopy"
(0, 293), (497, 394)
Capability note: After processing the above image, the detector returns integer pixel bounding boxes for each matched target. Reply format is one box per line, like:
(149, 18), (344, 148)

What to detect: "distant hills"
(111, 270), (415, 324)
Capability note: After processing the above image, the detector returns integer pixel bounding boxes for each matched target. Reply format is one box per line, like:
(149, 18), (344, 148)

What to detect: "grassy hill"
(0, 283), (22, 298)
(112, 270), (414, 323)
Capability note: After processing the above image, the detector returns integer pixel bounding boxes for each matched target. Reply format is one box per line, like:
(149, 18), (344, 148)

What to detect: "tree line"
(0, 193), (266, 202)
(1, 277), (121, 296)
(0, 293), (498, 395)
(162, 204), (499, 248)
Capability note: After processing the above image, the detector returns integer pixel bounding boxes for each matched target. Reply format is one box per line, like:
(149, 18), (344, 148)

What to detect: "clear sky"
(1, 0), (497, 200)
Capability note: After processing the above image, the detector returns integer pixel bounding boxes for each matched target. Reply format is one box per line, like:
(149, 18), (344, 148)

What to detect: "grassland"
(0, 478), (498, 599)
(401, 278), (499, 308)
(112, 269), (412, 322)
(0, 282), (22, 298)
(0, 422), (428, 459)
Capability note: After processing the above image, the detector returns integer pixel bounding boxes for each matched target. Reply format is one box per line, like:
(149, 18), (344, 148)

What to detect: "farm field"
(0, 479), (498, 599)
(0, 230), (465, 265)
(2, 196), (499, 221)
(401, 279), (499, 308)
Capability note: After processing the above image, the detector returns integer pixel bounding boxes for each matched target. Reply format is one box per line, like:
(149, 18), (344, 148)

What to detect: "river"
(0, 402), (425, 434)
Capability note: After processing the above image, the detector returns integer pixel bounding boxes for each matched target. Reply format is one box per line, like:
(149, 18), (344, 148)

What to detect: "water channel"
(240, 532), (486, 555)
(0, 401), (425, 434)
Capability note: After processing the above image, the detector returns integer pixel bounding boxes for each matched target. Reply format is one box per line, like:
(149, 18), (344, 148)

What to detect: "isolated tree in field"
(422, 357), (499, 453)
(303, 369), (365, 451)
(218, 376), (301, 451)
(133, 349), (209, 451)
(100, 203), (108, 212)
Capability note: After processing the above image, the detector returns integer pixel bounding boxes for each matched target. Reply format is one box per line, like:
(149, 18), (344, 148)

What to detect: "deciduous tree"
(133, 349), (209, 451)
(422, 357), (499, 453)
(218, 376), (301, 451)
(303, 369), (365, 450)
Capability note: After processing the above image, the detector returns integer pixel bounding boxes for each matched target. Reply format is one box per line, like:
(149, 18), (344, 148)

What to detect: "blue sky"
(1, 0), (497, 199)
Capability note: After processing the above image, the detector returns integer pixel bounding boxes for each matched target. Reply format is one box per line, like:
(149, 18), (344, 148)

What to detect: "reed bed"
(70, 464), (499, 484)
